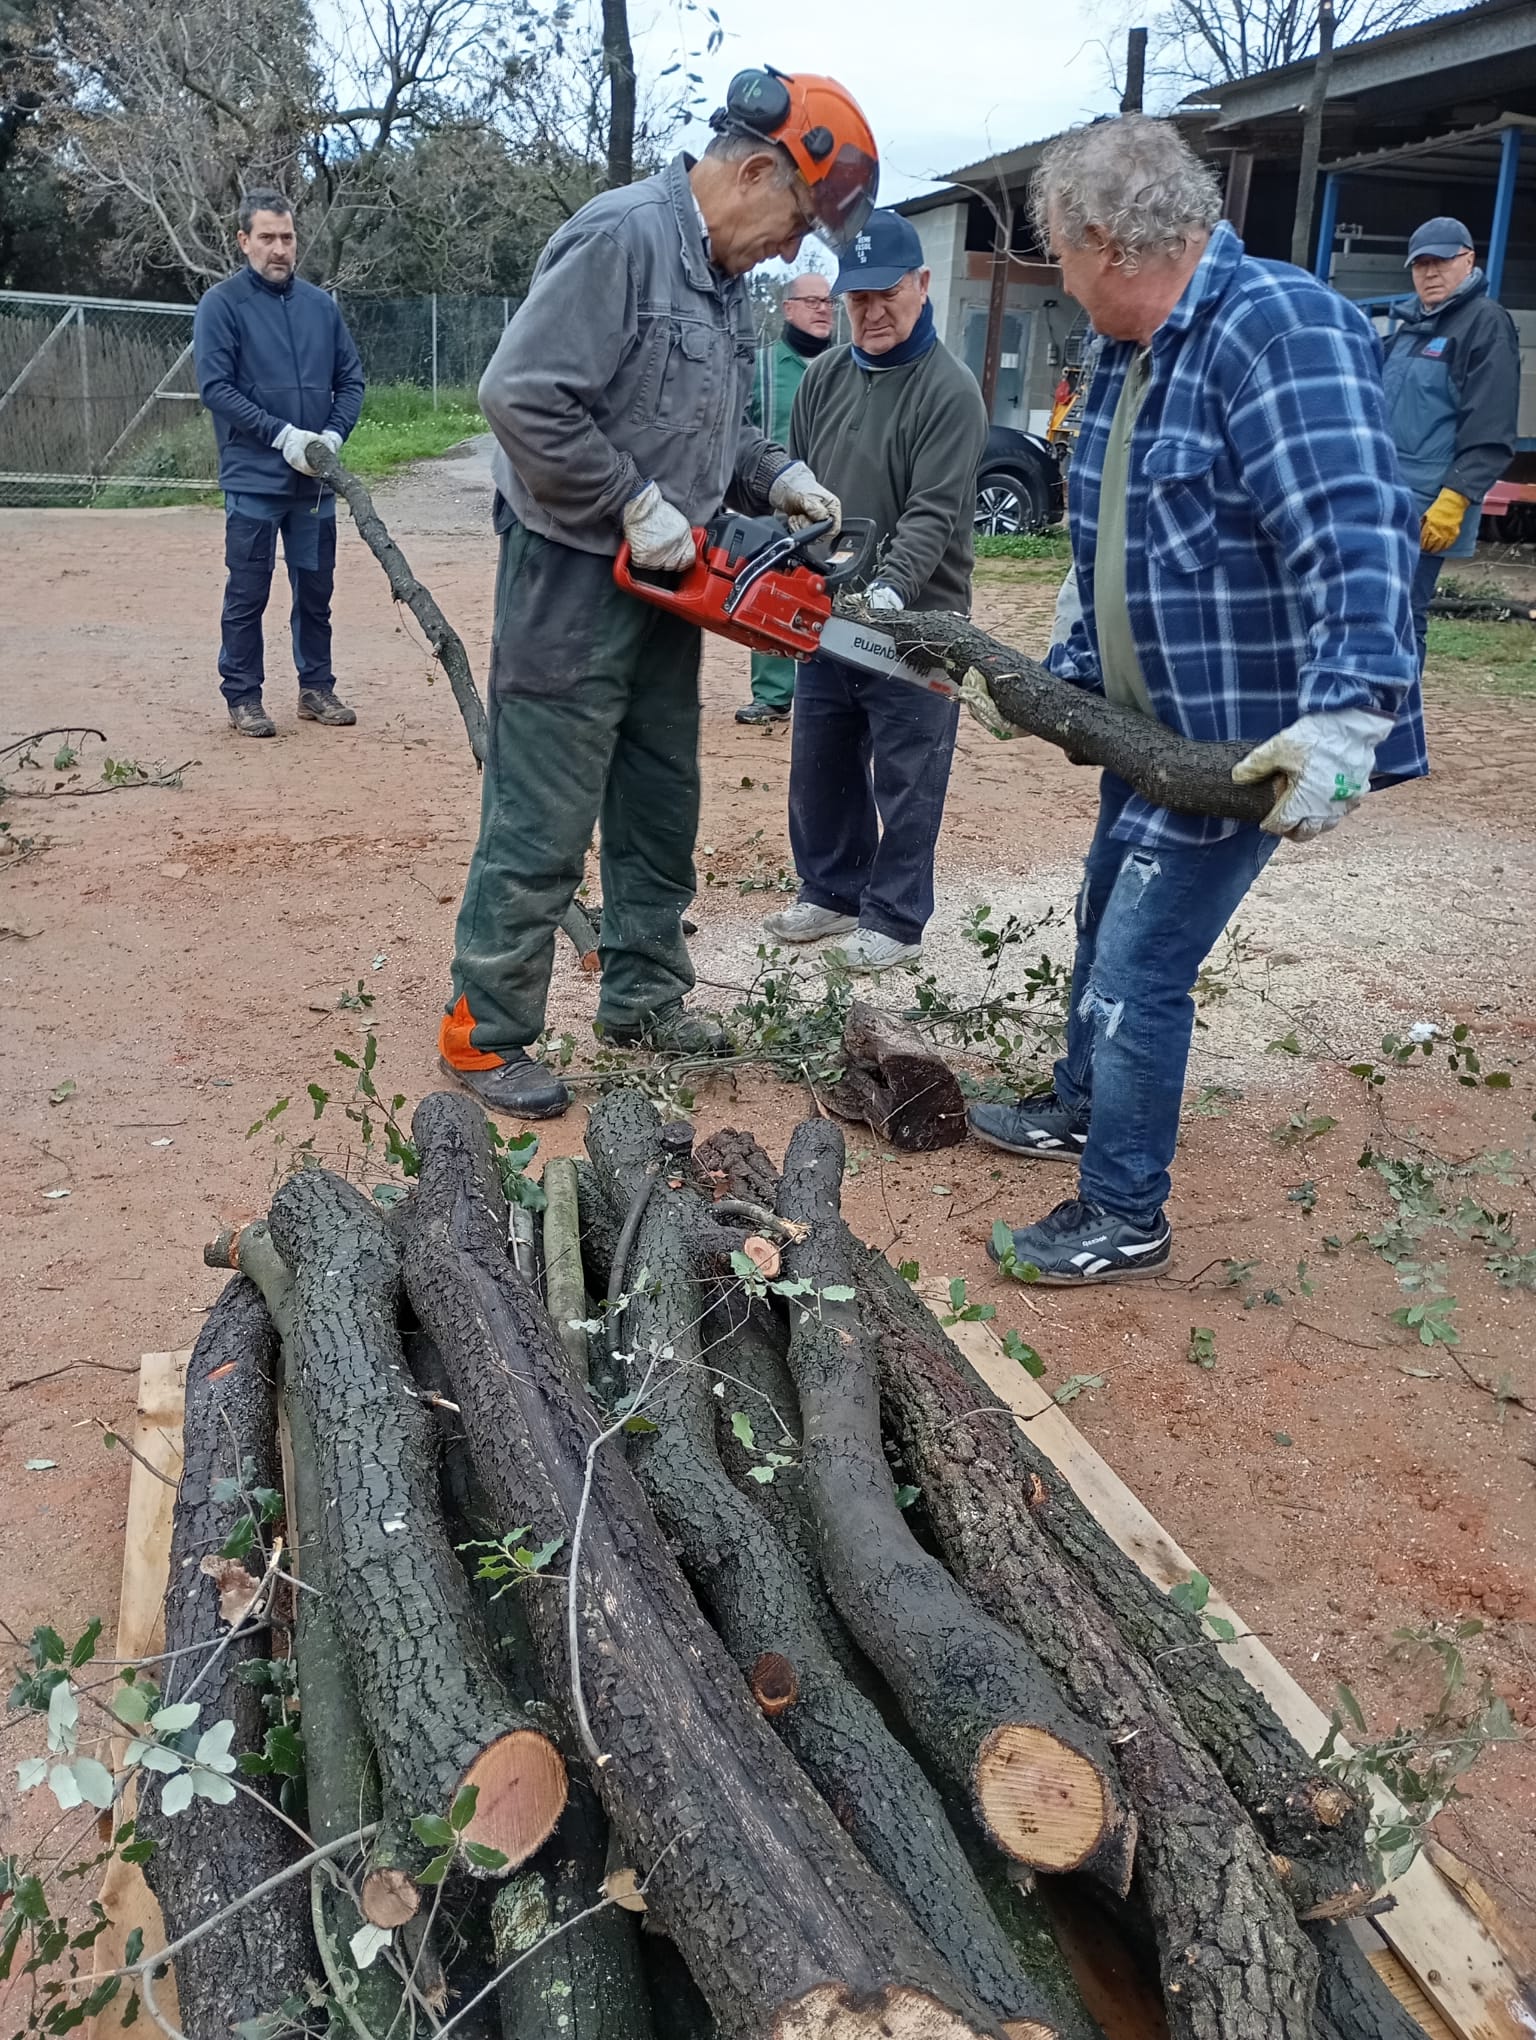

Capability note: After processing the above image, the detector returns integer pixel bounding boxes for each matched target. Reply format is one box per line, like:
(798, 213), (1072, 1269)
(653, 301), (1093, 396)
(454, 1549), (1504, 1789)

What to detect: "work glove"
(622, 481), (697, 572)
(1232, 707), (1394, 842)
(319, 429), (344, 457)
(273, 422), (320, 475)
(769, 460), (842, 536)
(866, 582), (904, 613)
(1420, 487), (1470, 554)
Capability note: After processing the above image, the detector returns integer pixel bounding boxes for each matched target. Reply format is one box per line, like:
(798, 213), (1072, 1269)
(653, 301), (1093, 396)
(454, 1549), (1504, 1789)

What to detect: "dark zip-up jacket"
(789, 338), (987, 614)
(194, 267), (366, 496)
(1382, 269), (1519, 546)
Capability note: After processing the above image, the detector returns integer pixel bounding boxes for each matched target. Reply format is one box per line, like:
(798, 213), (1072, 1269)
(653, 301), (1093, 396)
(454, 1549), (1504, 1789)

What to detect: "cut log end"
(1002, 2025), (1058, 2040)
(973, 1723), (1110, 1877)
(777, 1984), (1017, 2039)
(749, 1651), (800, 1716)
(362, 1867), (420, 1928)
(457, 1728), (569, 1870)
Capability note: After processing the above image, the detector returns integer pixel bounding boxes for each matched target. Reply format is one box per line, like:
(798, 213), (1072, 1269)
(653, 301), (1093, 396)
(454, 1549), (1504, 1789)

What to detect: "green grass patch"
(1424, 615), (1536, 699)
(974, 529), (1071, 561)
(342, 383), (483, 477)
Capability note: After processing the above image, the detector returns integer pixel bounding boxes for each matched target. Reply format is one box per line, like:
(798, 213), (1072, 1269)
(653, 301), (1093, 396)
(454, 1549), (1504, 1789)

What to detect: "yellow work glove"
(1419, 488), (1470, 554)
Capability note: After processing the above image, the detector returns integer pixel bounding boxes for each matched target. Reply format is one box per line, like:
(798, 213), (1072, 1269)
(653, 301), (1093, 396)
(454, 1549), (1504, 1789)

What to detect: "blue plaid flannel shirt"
(1050, 221), (1427, 851)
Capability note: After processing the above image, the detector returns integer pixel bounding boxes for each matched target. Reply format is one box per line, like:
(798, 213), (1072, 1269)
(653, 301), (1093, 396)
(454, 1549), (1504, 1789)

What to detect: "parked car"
(974, 426), (1063, 536)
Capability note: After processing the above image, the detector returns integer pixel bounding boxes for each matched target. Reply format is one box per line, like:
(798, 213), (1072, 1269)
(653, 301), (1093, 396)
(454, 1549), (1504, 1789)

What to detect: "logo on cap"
(853, 232), (871, 263)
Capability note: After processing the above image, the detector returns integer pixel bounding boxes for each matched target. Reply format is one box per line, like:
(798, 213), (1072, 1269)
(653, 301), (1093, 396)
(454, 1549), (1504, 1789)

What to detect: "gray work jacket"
(479, 154), (789, 555)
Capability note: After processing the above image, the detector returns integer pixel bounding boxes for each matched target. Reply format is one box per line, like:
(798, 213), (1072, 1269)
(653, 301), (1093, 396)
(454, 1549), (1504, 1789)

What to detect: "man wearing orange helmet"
(437, 69), (878, 1117)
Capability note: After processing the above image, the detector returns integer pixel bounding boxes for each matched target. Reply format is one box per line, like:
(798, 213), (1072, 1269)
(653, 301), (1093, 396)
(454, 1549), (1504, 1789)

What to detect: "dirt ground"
(3, 439), (1534, 1952)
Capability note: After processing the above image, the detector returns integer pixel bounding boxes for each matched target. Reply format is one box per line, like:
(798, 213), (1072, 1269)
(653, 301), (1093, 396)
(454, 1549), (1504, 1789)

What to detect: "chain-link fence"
(0, 289), (516, 508)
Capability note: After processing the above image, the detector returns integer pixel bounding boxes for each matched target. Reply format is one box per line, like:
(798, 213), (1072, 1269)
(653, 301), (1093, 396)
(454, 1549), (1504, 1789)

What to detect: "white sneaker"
(762, 901), (859, 944)
(829, 927), (923, 972)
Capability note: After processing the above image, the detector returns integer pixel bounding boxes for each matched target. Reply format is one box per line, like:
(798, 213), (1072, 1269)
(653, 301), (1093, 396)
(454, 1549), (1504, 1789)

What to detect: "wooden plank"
(924, 1288), (1532, 2040)
(87, 1349), (190, 2039)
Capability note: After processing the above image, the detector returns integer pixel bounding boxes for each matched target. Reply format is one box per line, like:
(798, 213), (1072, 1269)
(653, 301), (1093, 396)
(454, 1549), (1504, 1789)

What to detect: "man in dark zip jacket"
(1382, 216), (1519, 668)
(194, 191), (366, 737)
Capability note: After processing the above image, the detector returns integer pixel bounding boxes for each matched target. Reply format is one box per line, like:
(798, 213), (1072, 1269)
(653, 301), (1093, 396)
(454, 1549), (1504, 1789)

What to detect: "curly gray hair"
(1030, 116), (1222, 272)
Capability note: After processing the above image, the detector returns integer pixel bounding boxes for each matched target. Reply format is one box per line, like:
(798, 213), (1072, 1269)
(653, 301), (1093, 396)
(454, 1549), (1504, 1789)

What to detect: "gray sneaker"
(298, 689), (357, 726)
(762, 901), (859, 944)
(968, 1089), (1088, 1163)
(828, 927), (922, 972)
(228, 699), (276, 738)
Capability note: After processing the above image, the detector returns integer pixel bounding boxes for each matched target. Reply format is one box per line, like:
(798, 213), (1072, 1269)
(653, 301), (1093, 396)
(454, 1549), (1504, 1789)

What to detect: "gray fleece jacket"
(478, 153), (789, 556)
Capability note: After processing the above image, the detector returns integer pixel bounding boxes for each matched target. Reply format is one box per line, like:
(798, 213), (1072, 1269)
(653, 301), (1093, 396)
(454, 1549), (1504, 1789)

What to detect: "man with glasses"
(763, 209), (987, 972)
(737, 271), (837, 725)
(1383, 217), (1519, 670)
(436, 68), (877, 1117)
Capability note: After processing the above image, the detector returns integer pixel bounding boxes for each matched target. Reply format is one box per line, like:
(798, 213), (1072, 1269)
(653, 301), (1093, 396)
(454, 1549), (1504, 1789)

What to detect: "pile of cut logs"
(147, 1084), (1429, 2040)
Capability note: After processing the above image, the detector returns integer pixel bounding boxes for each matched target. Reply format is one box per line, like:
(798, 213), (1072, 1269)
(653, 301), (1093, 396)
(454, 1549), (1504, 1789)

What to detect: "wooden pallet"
(927, 1288), (1532, 2040)
(89, 1323), (1532, 2040)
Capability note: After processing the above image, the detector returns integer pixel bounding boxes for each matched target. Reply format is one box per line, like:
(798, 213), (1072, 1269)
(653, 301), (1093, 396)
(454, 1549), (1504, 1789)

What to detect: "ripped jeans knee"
(1076, 980), (1126, 1039)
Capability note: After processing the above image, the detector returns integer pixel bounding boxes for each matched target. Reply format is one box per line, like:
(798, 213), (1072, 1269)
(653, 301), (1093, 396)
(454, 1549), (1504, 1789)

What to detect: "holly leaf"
(463, 1842), (508, 1872)
(411, 1814), (454, 1849)
(449, 1785), (479, 1833)
(416, 1850), (454, 1886)
(1001, 1329), (1044, 1376)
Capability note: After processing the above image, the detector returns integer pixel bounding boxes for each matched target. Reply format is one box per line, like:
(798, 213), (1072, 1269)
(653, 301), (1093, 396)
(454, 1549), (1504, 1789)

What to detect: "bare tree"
(1091, 0), (1459, 98)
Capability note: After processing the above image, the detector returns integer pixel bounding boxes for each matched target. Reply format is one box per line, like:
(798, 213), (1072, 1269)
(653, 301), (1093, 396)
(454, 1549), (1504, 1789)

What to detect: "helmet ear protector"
(707, 66), (879, 252)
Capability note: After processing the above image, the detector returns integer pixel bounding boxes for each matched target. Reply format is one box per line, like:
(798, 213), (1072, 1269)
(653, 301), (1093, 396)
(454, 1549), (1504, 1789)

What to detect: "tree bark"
(265, 1170), (567, 1917)
(850, 1247), (1373, 1922)
(821, 1000), (968, 1151)
(139, 1277), (314, 2032)
(399, 1089), (1012, 2040)
(1308, 1924), (1433, 2040)
(305, 439), (489, 765)
(837, 601), (1277, 826)
(601, 0), (636, 187)
(774, 1121), (1136, 1895)
(873, 1290), (1321, 2040)
(543, 1156), (593, 1380)
(584, 1090), (1074, 2036)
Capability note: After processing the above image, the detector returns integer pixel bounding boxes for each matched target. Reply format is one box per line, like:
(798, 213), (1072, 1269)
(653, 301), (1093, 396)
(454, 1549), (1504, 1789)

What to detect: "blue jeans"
(1052, 779), (1278, 1222)
(787, 653), (959, 946)
(218, 500), (337, 706)
(1409, 549), (1444, 673)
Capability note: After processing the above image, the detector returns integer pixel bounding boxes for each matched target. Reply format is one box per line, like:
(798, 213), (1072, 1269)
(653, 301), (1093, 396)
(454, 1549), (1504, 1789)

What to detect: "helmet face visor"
(809, 143), (879, 252)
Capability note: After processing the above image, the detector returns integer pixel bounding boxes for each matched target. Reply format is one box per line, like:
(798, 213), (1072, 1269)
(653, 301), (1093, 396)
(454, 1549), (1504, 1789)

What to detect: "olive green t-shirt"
(1094, 346), (1156, 720)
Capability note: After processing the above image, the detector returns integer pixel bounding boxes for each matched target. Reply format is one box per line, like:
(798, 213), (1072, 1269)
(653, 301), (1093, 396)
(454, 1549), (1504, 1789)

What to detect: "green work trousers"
(448, 518), (702, 1053)
(749, 649), (798, 711)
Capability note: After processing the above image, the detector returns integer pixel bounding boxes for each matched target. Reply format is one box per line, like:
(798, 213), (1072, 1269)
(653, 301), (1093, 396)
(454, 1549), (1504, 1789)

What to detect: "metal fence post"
(77, 307), (93, 475)
(431, 292), (439, 410)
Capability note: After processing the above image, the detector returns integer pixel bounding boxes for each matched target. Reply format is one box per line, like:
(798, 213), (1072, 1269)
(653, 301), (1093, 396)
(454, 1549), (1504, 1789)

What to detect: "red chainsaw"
(612, 511), (959, 697)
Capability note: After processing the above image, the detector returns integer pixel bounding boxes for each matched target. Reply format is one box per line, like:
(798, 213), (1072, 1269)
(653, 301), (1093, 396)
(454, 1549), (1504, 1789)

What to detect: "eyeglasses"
(785, 292), (833, 308)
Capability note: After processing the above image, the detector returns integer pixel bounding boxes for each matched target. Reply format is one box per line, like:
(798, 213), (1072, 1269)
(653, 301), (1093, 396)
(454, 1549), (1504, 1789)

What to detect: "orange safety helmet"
(709, 67), (879, 253)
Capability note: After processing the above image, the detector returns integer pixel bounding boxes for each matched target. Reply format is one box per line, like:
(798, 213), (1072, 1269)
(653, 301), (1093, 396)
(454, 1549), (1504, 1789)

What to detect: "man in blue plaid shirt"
(973, 116), (1425, 1285)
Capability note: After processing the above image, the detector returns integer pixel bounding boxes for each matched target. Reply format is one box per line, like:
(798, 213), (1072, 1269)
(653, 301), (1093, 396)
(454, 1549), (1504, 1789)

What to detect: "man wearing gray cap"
(1383, 216), (1519, 665)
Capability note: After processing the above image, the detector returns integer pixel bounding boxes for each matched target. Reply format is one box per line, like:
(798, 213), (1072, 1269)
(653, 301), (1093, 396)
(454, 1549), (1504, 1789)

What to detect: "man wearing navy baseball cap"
(762, 207), (987, 970)
(1382, 216), (1519, 666)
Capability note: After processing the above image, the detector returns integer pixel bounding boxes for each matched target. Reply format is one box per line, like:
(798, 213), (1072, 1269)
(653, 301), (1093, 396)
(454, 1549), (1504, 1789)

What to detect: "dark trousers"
(1053, 781), (1277, 1222)
(1409, 548), (1444, 673)
(787, 652), (960, 946)
(446, 520), (702, 1056)
(218, 504), (337, 706)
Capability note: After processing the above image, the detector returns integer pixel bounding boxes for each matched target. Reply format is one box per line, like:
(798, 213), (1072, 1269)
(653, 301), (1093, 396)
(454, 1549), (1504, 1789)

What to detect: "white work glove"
(273, 422), (319, 475)
(622, 481), (697, 572)
(769, 460), (842, 536)
(866, 582), (904, 613)
(1232, 708), (1394, 842)
(319, 429), (343, 456)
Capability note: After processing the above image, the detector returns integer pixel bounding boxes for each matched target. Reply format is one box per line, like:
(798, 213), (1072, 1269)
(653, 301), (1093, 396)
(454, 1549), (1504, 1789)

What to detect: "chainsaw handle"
(613, 531), (707, 594)
(818, 517), (880, 592)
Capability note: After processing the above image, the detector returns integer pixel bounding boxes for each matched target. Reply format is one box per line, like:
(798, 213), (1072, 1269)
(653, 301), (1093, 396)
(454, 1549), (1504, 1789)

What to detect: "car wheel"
(975, 464), (1048, 537)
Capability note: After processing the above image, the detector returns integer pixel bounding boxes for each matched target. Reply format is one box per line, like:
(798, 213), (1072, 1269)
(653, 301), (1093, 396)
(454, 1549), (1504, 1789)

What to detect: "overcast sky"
(657, 0), (1127, 205)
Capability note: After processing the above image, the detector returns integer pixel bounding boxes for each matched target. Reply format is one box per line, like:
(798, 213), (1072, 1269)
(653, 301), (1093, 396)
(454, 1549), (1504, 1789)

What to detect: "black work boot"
(734, 702), (791, 725)
(228, 699), (276, 738)
(439, 1051), (570, 1119)
(600, 1000), (733, 1057)
(298, 688), (358, 726)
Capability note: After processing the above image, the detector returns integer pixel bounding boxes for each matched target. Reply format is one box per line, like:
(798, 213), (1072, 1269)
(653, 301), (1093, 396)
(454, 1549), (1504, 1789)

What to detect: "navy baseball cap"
(1406, 217), (1473, 265)
(833, 209), (924, 293)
